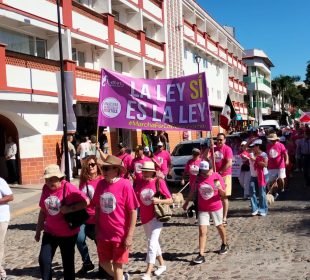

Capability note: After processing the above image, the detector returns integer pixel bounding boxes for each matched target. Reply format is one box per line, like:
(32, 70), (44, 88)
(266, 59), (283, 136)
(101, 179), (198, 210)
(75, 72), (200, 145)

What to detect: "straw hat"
(102, 155), (126, 173)
(43, 164), (65, 179)
(140, 161), (156, 172)
(267, 133), (279, 141)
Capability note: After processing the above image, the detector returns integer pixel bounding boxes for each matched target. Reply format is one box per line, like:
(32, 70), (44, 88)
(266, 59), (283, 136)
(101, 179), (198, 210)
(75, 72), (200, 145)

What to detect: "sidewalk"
(9, 178), (80, 218)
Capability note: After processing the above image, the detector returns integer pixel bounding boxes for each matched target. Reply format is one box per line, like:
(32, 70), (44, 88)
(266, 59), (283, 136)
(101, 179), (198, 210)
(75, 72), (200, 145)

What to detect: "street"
(4, 174), (310, 280)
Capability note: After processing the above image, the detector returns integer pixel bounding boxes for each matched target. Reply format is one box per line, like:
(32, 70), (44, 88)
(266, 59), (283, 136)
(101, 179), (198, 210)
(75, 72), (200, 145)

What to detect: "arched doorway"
(0, 114), (19, 183)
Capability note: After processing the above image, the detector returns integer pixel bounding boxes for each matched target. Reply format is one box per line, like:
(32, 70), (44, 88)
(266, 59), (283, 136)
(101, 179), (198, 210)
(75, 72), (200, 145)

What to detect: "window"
(216, 65), (220, 76)
(203, 58), (207, 68)
(114, 61), (122, 73)
(0, 27), (47, 57)
(184, 48), (187, 59)
(72, 48), (85, 67)
(76, 0), (94, 8)
(112, 10), (120, 21)
(192, 53), (196, 63)
(145, 70), (149, 79)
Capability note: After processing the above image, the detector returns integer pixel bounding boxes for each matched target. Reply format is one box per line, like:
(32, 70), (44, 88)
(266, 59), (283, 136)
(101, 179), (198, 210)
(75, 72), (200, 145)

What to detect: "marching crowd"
(1, 124), (310, 280)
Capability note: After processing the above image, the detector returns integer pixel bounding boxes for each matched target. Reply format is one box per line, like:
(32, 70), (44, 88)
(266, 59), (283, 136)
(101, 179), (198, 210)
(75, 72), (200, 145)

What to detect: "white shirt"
(0, 178), (13, 222)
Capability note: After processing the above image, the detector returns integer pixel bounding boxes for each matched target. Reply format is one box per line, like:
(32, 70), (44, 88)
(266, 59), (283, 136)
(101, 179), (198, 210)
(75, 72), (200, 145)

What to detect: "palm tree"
(271, 75), (300, 112)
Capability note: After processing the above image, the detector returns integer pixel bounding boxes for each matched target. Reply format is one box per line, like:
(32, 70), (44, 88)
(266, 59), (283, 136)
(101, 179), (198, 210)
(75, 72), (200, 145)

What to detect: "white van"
(259, 120), (280, 130)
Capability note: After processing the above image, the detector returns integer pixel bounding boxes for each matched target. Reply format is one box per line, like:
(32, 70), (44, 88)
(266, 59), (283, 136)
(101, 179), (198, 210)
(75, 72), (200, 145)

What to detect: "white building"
(243, 49), (274, 124)
(0, 0), (250, 184)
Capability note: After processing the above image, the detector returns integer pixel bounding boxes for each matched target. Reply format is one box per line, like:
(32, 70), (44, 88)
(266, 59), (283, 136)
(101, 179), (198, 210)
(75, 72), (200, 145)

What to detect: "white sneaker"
(141, 274), (151, 280)
(154, 265), (167, 276)
(251, 210), (258, 216)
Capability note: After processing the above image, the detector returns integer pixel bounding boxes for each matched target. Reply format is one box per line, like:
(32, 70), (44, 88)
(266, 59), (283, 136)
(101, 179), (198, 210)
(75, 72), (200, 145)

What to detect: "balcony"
(182, 20), (247, 74)
(1, 49), (60, 101)
(243, 76), (271, 95)
(143, 0), (163, 23)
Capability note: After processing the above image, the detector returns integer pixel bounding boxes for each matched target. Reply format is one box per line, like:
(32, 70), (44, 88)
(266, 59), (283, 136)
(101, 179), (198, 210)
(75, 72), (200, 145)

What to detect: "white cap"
(199, 161), (210, 171)
(241, 141), (247, 146)
(157, 141), (163, 146)
(253, 139), (262, 145)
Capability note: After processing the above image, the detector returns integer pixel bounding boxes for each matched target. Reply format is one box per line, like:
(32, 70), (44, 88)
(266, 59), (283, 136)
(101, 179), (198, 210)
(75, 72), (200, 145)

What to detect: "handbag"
(153, 178), (172, 222)
(62, 183), (89, 229)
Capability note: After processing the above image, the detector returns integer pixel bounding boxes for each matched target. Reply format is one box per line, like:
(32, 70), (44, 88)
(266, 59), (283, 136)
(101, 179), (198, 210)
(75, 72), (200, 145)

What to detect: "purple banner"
(98, 69), (212, 131)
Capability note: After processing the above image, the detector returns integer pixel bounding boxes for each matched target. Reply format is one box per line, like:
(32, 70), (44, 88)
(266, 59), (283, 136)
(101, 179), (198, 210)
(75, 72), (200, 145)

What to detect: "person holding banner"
(212, 133), (233, 226)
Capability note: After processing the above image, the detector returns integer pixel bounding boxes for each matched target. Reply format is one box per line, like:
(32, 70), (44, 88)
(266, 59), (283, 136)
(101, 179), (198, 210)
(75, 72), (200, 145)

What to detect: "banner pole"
(210, 128), (216, 172)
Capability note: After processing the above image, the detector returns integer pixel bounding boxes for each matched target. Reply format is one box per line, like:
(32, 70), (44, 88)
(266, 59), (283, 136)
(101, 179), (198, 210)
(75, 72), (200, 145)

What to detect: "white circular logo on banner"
(100, 192), (116, 214)
(101, 97), (121, 118)
(199, 184), (214, 200)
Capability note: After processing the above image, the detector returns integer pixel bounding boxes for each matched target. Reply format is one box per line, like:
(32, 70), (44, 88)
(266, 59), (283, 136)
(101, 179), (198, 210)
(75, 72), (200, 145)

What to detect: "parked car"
(166, 139), (203, 184)
(259, 120), (280, 131)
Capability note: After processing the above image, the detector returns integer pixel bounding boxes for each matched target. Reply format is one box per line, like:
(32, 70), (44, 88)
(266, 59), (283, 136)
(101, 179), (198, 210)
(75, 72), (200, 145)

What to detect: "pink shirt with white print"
(79, 176), (103, 224)
(196, 172), (226, 212)
(184, 158), (201, 190)
(130, 156), (151, 183)
(214, 144), (233, 176)
(93, 178), (139, 243)
(267, 142), (286, 169)
(154, 150), (171, 175)
(117, 153), (133, 178)
(135, 178), (171, 225)
(39, 180), (88, 237)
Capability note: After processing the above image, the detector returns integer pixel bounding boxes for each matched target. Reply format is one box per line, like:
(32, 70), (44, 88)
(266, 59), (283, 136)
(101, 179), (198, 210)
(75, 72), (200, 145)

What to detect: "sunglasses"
(102, 166), (118, 172)
(88, 163), (96, 168)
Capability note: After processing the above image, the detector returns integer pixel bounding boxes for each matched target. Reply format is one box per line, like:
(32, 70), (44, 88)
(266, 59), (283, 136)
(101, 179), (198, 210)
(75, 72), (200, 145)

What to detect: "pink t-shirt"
(130, 156), (151, 183)
(255, 153), (267, 187)
(79, 176), (103, 224)
(93, 178), (139, 243)
(239, 150), (250, 166)
(214, 144), (233, 176)
(184, 158), (201, 189)
(39, 180), (88, 237)
(196, 172), (226, 212)
(267, 142), (286, 169)
(154, 150), (171, 175)
(135, 178), (171, 225)
(117, 153), (133, 178)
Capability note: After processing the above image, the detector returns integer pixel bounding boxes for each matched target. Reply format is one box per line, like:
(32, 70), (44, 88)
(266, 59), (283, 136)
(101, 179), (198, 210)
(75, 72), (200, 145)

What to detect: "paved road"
(3, 175), (310, 280)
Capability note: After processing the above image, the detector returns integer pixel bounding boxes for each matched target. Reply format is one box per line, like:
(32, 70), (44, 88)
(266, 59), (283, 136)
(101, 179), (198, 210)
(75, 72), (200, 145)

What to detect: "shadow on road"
(8, 223), (36, 231)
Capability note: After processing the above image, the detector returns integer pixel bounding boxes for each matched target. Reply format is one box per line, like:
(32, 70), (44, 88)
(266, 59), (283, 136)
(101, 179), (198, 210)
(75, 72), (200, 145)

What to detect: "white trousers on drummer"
(0, 222), (9, 278)
(142, 218), (163, 264)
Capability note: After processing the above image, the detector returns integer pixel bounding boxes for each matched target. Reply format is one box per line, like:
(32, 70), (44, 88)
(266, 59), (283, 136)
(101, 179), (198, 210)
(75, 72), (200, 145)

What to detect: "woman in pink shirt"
(183, 160), (229, 264)
(76, 155), (104, 276)
(93, 155), (139, 280)
(35, 164), (89, 280)
(181, 148), (201, 191)
(135, 161), (173, 280)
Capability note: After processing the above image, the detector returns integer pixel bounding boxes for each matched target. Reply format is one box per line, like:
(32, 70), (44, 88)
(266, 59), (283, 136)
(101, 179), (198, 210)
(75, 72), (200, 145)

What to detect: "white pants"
(143, 218), (163, 264)
(0, 222), (9, 278)
(238, 171), (251, 197)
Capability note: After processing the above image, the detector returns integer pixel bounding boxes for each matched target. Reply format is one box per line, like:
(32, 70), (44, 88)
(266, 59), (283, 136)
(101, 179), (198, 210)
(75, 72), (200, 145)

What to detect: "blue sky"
(196, 0), (310, 81)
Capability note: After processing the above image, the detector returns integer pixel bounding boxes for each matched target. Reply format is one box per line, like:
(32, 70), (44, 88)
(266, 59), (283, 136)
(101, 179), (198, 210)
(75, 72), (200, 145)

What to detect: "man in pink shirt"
(93, 155), (139, 280)
(115, 143), (133, 179)
(212, 133), (233, 225)
(266, 133), (289, 191)
(130, 145), (151, 184)
(154, 142), (171, 177)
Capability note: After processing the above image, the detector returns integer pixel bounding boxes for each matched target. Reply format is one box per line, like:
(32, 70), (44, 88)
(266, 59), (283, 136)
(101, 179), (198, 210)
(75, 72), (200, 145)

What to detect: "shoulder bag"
(62, 183), (89, 229)
(153, 178), (172, 222)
